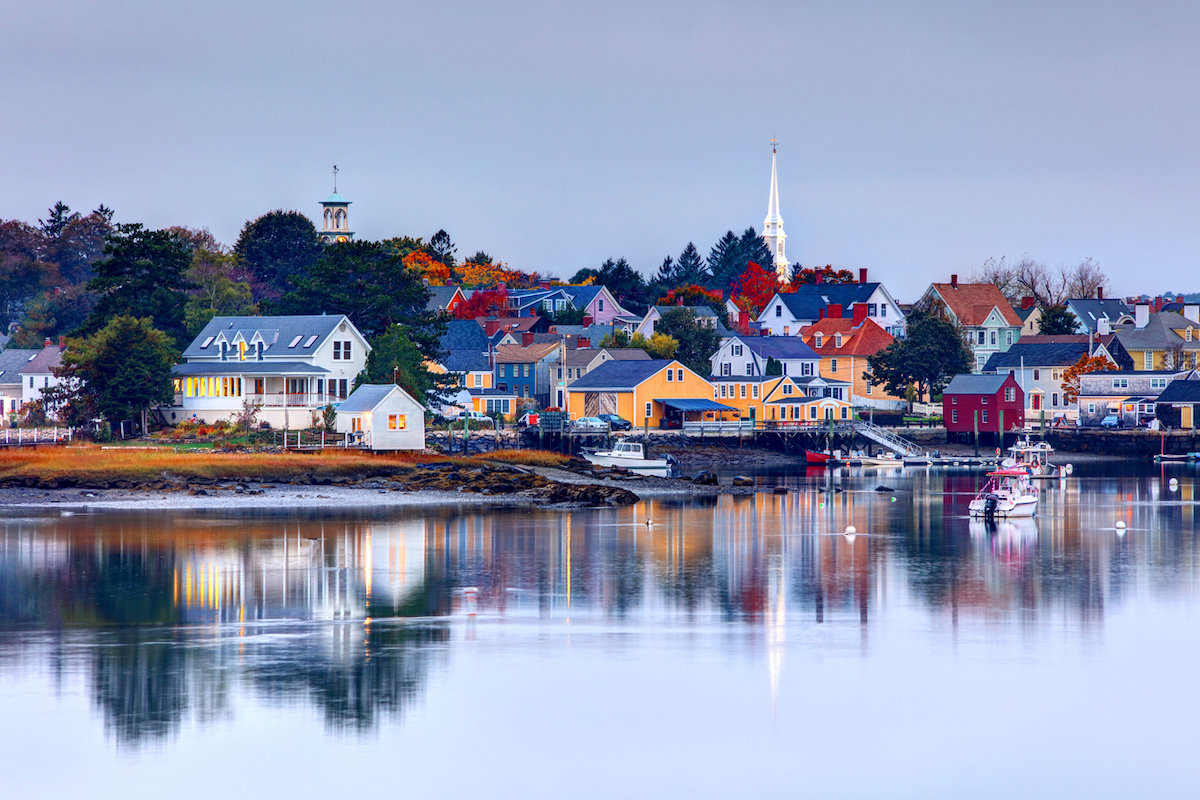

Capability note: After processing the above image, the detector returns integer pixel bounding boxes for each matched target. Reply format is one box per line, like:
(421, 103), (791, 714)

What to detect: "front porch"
(167, 363), (350, 429)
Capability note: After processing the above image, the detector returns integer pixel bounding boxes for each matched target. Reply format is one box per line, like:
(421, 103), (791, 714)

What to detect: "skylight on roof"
(288, 335), (303, 348)
(201, 336), (214, 348)
(1088, 313), (1096, 320)
(304, 335), (319, 347)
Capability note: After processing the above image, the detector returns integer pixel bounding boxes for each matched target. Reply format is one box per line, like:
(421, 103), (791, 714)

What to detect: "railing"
(681, 420), (758, 433)
(247, 393), (344, 408)
(1, 427), (73, 446)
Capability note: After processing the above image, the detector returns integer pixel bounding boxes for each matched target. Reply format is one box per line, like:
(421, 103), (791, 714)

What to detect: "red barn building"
(942, 374), (1025, 445)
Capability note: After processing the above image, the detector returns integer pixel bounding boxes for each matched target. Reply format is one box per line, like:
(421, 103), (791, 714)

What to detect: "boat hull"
(584, 452), (676, 476)
(968, 495), (1038, 518)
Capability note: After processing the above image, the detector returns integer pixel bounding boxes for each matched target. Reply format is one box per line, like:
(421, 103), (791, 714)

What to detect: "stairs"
(852, 420), (921, 456)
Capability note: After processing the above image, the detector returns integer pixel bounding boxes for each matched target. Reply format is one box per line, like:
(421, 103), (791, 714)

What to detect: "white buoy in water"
(1116, 521), (1126, 530)
(844, 525), (857, 544)
(645, 518), (653, 527)
(1169, 478), (1179, 491)
(1065, 464), (1074, 474)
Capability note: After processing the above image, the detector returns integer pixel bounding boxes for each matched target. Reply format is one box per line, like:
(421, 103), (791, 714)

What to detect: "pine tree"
(738, 227), (773, 275)
(656, 255), (678, 285)
(38, 202), (80, 238)
(675, 243), (708, 286)
(705, 231), (740, 292)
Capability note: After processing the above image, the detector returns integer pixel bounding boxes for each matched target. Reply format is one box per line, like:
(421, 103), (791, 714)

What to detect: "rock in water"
(692, 471), (718, 486)
(731, 476), (755, 487)
(875, 485), (895, 492)
(772, 486), (788, 495)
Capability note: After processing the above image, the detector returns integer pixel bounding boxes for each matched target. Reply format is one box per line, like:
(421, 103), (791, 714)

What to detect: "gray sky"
(2, 0), (1197, 300)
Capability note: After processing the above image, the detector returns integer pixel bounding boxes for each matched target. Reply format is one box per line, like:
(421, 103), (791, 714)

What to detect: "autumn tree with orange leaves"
(1061, 354), (1118, 404)
(731, 261), (780, 322)
(454, 286), (509, 320)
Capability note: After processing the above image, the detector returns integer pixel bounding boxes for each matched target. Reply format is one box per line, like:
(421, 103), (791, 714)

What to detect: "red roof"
(798, 317), (894, 357)
(930, 283), (1022, 326)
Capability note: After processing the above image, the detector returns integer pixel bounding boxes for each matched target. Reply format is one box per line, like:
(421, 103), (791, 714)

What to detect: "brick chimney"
(522, 330), (534, 346)
(827, 303), (843, 319)
(582, 315), (593, 326)
(815, 271), (824, 285)
(577, 336), (590, 348)
(950, 274), (958, 289)
(1097, 286), (1104, 301)
(485, 319), (501, 337)
(852, 303), (868, 326)
(538, 279), (552, 289)
(818, 308), (825, 320)
(859, 268), (868, 284)
(44, 338), (52, 348)
(1154, 296), (1163, 312)
(1021, 296), (1034, 310)
(58, 336), (66, 348)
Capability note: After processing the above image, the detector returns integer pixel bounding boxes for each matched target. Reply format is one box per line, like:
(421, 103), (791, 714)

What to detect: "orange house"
(799, 307), (904, 405)
(565, 359), (732, 428)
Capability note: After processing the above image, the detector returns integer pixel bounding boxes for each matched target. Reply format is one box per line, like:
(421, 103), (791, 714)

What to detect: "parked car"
(1100, 414), (1121, 428)
(574, 416), (607, 429)
(449, 409), (494, 427)
(596, 414), (632, 431)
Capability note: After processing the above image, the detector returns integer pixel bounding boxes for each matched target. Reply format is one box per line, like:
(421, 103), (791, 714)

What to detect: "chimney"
(950, 274), (958, 289)
(1184, 305), (1200, 324)
(44, 338), (52, 348)
(538, 279), (552, 289)
(852, 303), (868, 326)
(859, 268), (868, 284)
(485, 319), (501, 337)
(577, 336), (590, 348)
(815, 271), (824, 285)
(521, 330), (534, 346)
(676, 297), (683, 305)
(1135, 304), (1149, 329)
(1154, 296), (1163, 312)
(827, 303), (843, 319)
(1021, 296), (1034, 310)
(818, 309), (825, 320)
(1098, 318), (1111, 336)
(1097, 286), (1104, 301)
(582, 315), (593, 326)
(58, 336), (66, 348)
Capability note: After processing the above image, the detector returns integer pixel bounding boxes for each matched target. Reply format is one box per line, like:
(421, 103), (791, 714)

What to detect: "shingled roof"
(799, 317), (893, 357)
(567, 359), (680, 390)
(929, 283), (1022, 326)
(183, 315), (361, 360)
(981, 341), (1094, 371)
(1155, 379), (1200, 404)
(944, 374), (1013, 395)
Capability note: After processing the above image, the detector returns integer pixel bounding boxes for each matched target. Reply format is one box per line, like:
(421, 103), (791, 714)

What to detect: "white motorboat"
(968, 469), (1039, 518)
(584, 440), (680, 477)
(1001, 437), (1063, 478)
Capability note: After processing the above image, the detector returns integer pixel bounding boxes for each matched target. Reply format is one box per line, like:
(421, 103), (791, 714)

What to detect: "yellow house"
(1116, 311), (1200, 371)
(798, 315), (904, 405)
(565, 359), (732, 428)
(428, 352), (493, 390)
(711, 374), (853, 424)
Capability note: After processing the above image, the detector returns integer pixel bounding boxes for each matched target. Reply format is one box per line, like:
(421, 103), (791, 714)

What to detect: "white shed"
(335, 384), (426, 451)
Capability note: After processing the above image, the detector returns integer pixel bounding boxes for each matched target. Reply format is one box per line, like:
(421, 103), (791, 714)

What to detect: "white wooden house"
(167, 315), (370, 429)
(335, 384), (426, 450)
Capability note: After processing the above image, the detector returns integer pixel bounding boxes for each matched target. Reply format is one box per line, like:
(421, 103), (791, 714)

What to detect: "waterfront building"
(982, 338), (1122, 423)
(19, 339), (65, 406)
(565, 359), (731, 428)
(1077, 369), (1197, 427)
(335, 383), (426, 450)
(708, 374), (853, 424)
(167, 315), (370, 428)
(1113, 308), (1200, 371)
(0, 348), (37, 416)
(493, 342), (560, 407)
(919, 276), (1023, 372)
(798, 307), (906, 409)
(942, 373), (1025, 444)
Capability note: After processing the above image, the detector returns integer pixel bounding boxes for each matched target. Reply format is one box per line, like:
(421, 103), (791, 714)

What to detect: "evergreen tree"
(1037, 304), (1078, 335)
(426, 230), (457, 268)
(38, 202), (80, 238)
(705, 231), (740, 292)
(675, 242), (708, 286)
(78, 224), (195, 349)
(655, 255), (678, 285)
(233, 210), (323, 300)
(655, 307), (722, 377)
(738, 227), (773, 276)
(358, 323), (451, 404)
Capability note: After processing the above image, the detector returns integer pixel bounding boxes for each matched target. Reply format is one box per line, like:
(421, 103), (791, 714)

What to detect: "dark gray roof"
(554, 323), (615, 342)
(982, 342), (1092, 371)
(442, 350), (489, 373)
(653, 304), (718, 318)
(774, 284), (881, 320)
(736, 335), (818, 361)
(468, 387), (517, 397)
(338, 384), (401, 414)
(18, 346), (63, 374)
(1066, 299), (1133, 332)
(425, 286), (463, 312)
(171, 362), (330, 376)
(439, 320), (489, 353)
(944, 374), (1012, 395)
(183, 315), (356, 359)
(567, 359), (678, 390)
(563, 285), (604, 308)
(1155, 379), (1200, 404)
(1115, 312), (1200, 350)
(0, 349), (38, 382)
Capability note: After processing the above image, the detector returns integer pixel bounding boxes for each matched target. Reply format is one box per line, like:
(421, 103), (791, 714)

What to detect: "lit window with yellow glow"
(388, 414), (407, 430)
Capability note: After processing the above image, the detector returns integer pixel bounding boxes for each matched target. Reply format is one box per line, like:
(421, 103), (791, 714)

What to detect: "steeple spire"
(762, 139), (789, 282)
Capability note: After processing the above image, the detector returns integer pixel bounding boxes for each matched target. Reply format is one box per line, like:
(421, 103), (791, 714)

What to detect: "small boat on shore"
(806, 450), (831, 465)
(969, 469), (1039, 518)
(583, 440), (680, 477)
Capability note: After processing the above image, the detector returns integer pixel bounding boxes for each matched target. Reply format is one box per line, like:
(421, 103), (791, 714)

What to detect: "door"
(1184, 406), (1194, 430)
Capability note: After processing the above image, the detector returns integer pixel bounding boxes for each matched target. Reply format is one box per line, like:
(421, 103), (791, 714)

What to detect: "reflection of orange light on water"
(364, 530), (372, 599)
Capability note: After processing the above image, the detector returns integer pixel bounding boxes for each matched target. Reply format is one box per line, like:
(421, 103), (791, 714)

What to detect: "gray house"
(1076, 370), (1197, 426)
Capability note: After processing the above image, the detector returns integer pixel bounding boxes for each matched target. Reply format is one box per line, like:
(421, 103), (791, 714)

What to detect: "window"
(782, 384), (793, 396)
(866, 383), (872, 395)
(1188, 328), (1193, 342)
(834, 333), (843, 348)
(1144, 352), (1154, 370)
(752, 385), (759, 399)
(388, 414), (406, 430)
(720, 384), (727, 398)
(775, 305), (782, 317)
(831, 358), (838, 372)
(841, 406), (849, 419)
(978, 331), (985, 345)
(474, 373), (482, 387)
(981, 396), (989, 404)
(868, 304), (877, 317)
(1088, 403), (1096, 414)
(43, 376), (49, 388)
(523, 364), (531, 378)
(1112, 378), (1129, 389)
(1006, 331), (1013, 346)
(952, 395), (957, 404)
(677, 369), (683, 382)
(809, 405), (817, 420)
(338, 379), (348, 399)
(740, 384), (746, 398)
(200, 336), (214, 349)
(645, 402), (652, 418)
(982, 410), (989, 424)
(733, 345), (743, 356)
(802, 362), (813, 376)
(783, 327), (789, 336)
(745, 363), (753, 376)
(990, 331), (997, 346)
(952, 410), (958, 424)
(304, 335), (318, 348)
(1033, 369), (1040, 381)
(881, 305), (887, 318)
(1052, 370), (1061, 381)
(29, 377), (33, 388)
(500, 364), (507, 378)
(1150, 377), (1167, 389)
(666, 369), (674, 382)
(289, 335), (303, 348)
(1005, 387), (1015, 402)
(238, 341), (247, 361)
(598, 299), (605, 312)
(557, 368), (562, 380)
(1052, 392), (1059, 407)
(815, 334), (823, 348)
(722, 363), (731, 376)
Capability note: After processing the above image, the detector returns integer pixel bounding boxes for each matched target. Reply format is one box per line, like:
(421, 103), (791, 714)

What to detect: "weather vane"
(333, 164), (339, 192)
(769, 136), (778, 153)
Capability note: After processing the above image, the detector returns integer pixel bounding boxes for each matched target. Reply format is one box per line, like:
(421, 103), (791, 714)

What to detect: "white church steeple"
(319, 165), (354, 244)
(762, 140), (789, 282)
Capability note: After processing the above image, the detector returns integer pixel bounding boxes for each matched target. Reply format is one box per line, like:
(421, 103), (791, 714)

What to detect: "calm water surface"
(2, 463), (1199, 798)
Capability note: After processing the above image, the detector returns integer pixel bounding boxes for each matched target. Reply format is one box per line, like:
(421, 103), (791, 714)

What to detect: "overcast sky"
(2, 1), (1197, 300)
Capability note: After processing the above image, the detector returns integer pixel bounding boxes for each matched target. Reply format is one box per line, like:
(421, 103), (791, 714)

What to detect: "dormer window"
(834, 333), (843, 348)
(256, 342), (264, 361)
(1188, 327), (1193, 342)
(815, 334), (823, 348)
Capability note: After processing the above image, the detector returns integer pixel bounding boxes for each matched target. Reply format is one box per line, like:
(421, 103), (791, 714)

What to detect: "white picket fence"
(0, 427), (73, 446)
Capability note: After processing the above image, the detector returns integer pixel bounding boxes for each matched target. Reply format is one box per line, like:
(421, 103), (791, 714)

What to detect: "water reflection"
(0, 465), (1196, 748)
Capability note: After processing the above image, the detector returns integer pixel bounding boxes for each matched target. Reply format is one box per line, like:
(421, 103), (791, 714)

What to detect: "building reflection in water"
(0, 465), (1194, 746)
